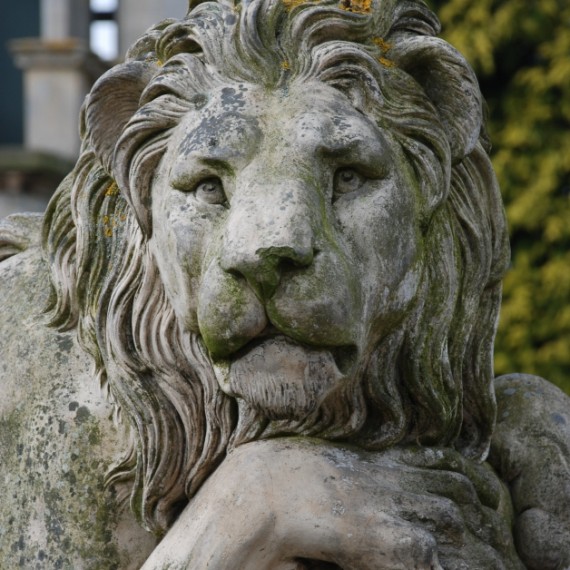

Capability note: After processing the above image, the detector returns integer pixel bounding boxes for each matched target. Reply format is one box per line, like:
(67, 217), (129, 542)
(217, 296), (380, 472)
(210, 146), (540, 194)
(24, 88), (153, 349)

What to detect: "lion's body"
(1, 0), (570, 567)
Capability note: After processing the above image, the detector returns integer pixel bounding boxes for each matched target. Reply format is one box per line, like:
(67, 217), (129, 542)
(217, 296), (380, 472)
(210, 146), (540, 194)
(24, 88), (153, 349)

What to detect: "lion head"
(43, 0), (509, 535)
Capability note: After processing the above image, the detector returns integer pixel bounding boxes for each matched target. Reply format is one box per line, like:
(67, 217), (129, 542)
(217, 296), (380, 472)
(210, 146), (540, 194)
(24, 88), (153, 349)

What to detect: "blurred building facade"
(0, 0), (187, 219)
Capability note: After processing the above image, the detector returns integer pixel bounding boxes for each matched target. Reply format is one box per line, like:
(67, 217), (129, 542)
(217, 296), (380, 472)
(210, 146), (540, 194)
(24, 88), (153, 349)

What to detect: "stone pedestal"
(10, 38), (108, 160)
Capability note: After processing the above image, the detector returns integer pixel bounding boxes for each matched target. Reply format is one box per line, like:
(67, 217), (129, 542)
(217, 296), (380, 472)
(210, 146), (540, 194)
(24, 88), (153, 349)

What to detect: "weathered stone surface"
(143, 438), (524, 570)
(491, 374), (570, 570)
(1, 0), (569, 568)
(0, 219), (156, 569)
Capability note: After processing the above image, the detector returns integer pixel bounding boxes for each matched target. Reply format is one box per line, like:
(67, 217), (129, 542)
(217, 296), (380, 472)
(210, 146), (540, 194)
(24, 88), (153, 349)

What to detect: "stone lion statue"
(1, 0), (569, 568)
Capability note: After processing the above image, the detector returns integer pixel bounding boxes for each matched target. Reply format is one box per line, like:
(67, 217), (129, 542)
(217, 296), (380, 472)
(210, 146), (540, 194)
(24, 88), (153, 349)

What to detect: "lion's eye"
(195, 178), (226, 205)
(333, 168), (367, 198)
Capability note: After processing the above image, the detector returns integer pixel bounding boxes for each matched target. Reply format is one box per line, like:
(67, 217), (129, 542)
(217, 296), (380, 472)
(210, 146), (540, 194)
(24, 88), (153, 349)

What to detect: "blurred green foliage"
(427, 0), (570, 393)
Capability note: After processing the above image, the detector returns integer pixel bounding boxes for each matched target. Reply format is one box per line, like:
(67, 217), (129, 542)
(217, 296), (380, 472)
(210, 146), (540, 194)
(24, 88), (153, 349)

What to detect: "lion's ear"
(86, 61), (158, 174)
(390, 36), (483, 162)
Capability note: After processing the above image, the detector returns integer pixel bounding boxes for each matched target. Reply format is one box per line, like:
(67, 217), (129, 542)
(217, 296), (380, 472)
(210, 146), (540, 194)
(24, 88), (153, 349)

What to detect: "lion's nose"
(220, 202), (315, 300)
(221, 241), (315, 301)
(222, 243), (313, 300)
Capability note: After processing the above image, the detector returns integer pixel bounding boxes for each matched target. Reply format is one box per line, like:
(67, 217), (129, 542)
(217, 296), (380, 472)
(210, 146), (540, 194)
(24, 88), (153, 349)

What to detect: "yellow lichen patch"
(281, 60), (291, 71)
(372, 37), (392, 53)
(283, 0), (306, 11)
(378, 57), (396, 68)
(143, 54), (163, 67)
(339, 0), (372, 14)
(105, 182), (119, 197)
(101, 212), (126, 238)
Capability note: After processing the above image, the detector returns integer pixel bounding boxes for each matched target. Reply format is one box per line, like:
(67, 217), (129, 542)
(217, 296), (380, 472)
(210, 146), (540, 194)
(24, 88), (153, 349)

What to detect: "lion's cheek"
(265, 251), (361, 348)
(334, 181), (423, 344)
(150, 186), (217, 331)
(150, 238), (201, 333)
(363, 259), (423, 343)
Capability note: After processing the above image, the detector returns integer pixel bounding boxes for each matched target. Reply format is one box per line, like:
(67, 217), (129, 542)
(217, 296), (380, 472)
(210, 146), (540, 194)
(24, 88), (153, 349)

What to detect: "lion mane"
(43, 0), (509, 535)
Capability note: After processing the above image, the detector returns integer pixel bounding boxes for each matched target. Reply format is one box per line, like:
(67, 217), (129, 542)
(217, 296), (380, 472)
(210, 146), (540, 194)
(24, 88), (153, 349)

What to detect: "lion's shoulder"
(0, 225), (157, 568)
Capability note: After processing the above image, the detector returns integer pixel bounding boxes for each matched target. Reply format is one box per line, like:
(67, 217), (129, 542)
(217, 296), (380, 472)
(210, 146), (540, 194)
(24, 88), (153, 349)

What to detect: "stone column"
(41, 0), (90, 40)
(9, 0), (106, 161)
(10, 39), (107, 160)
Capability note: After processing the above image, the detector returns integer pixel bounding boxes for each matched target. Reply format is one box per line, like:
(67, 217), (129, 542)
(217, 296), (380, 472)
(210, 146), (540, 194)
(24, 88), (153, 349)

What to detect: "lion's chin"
(212, 336), (351, 421)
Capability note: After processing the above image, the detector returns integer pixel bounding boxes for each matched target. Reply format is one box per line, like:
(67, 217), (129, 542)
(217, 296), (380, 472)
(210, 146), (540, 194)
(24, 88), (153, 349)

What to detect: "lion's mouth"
(233, 326), (358, 375)
(211, 331), (358, 420)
